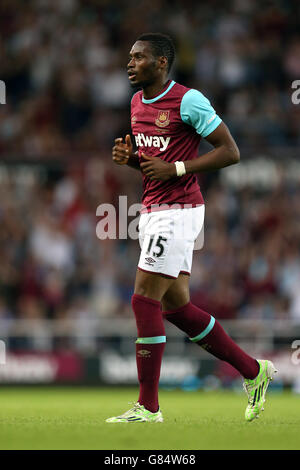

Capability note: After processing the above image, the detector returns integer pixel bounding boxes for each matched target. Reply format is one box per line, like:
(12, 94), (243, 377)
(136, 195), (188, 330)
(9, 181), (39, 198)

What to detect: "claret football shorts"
(138, 205), (205, 279)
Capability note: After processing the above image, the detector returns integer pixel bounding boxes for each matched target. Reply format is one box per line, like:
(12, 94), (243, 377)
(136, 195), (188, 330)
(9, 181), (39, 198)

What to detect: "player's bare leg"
(134, 268), (175, 301)
(161, 273), (190, 311)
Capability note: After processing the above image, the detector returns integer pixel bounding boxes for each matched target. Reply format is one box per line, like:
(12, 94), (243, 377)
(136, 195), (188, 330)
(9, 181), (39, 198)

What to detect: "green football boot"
(106, 402), (163, 423)
(243, 359), (278, 421)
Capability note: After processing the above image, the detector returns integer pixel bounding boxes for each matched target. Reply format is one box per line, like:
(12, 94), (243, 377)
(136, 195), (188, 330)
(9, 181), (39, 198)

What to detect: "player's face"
(127, 41), (161, 88)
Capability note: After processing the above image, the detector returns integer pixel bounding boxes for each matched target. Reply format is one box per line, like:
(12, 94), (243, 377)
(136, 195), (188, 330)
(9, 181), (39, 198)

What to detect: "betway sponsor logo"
(135, 133), (170, 152)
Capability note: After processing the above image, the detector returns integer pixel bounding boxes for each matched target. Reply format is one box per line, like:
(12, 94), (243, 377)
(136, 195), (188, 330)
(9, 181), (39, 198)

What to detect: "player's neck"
(142, 78), (170, 100)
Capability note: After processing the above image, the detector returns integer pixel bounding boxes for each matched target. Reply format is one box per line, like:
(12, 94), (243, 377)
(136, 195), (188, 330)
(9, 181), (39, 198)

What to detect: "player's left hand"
(140, 153), (177, 181)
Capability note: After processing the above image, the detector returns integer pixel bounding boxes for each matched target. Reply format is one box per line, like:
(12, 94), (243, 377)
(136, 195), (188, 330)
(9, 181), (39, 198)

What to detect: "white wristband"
(174, 161), (186, 177)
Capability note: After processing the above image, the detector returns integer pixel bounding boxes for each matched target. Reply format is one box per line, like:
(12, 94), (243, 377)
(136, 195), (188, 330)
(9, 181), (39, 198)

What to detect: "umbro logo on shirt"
(135, 133), (170, 152)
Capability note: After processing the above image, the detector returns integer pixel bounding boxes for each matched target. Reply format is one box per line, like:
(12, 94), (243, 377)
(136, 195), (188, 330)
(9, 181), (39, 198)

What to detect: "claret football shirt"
(130, 80), (222, 212)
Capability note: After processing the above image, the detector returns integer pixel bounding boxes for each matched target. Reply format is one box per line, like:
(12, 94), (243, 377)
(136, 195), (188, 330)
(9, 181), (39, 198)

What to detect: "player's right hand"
(112, 135), (133, 165)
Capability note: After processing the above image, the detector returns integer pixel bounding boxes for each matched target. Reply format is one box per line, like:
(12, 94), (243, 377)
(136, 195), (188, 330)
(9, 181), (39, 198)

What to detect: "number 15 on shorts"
(146, 235), (168, 258)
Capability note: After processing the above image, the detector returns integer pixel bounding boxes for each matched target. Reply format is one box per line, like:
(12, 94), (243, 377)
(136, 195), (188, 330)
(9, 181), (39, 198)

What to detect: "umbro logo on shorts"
(145, 257), (156, 266)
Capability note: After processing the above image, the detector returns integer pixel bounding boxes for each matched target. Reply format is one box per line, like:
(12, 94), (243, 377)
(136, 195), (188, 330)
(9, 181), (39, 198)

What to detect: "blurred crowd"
(0, 0), (300, 328)
(0, 0), (299, 156)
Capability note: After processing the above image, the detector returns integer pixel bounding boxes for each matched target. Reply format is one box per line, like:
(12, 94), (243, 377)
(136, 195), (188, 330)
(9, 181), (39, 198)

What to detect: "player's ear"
(158, 56), (168, 71)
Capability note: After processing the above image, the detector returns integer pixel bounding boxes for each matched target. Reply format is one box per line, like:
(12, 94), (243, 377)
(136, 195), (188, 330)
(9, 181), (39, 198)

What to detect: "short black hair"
(136, 33), (175, 73)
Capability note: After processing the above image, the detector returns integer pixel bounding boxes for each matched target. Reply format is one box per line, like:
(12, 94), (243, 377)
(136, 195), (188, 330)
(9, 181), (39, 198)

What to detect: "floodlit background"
(0, 0), (299, 390)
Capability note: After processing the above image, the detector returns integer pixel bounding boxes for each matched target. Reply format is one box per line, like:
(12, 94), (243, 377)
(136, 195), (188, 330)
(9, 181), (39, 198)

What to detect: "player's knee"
(134, 282), (149, 298)
(134, 270), (167, 300)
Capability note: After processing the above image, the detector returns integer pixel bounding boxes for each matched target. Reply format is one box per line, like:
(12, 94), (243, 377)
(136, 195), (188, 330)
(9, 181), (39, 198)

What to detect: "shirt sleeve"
(180, 89), (222, 138)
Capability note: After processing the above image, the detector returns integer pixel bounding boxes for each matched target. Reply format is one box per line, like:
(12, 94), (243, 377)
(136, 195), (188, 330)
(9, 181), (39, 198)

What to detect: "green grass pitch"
(0, 387), (299, 450)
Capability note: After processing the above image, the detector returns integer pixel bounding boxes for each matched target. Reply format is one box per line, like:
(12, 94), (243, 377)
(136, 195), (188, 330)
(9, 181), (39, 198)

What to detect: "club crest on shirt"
(155, 110), (170, 128)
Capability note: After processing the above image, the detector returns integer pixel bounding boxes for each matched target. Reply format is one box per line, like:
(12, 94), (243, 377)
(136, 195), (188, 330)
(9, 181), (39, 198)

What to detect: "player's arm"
(184, 121), (240, 174)
(140, 123), (239, 180)
(181, 89), (239, 173)
(127, 152), (141, 169)
(141, 90), (239, 181)
(112, 135), (140, 170)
